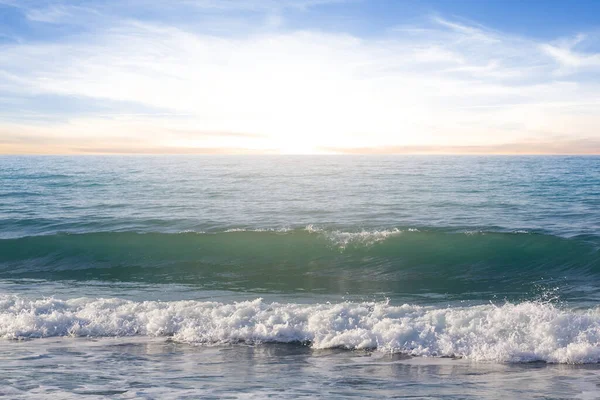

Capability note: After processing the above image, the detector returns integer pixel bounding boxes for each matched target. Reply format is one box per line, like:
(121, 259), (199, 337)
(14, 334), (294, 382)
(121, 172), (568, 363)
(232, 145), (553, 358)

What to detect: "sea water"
(1, 155), (599, 398)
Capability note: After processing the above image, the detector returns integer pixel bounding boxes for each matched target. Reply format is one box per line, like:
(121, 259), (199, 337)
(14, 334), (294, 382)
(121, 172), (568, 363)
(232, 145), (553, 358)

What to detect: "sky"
(1, 0), (600, 155)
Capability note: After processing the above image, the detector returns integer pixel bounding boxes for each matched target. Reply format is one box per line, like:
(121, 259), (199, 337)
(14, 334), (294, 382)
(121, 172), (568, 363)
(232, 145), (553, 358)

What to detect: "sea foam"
(1, 295), (600, 364)
(304, 225), (403, 248)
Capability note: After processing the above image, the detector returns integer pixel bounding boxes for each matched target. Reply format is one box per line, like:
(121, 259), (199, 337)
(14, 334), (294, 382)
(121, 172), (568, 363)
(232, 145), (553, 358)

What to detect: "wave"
(2, 295), (600, 364)
(1, 228), (599, 299)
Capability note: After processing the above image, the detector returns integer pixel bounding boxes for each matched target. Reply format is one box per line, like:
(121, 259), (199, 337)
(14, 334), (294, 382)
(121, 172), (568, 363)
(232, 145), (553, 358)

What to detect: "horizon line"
(2, 152), (599, 156)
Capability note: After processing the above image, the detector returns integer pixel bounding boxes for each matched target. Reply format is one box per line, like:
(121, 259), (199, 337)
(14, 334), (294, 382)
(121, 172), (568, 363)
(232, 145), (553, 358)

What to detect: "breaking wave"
(2, 295), (600, 364)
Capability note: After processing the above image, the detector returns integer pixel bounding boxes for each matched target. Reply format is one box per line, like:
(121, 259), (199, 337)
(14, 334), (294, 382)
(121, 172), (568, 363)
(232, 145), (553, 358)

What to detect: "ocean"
(1, 155), (599, 399)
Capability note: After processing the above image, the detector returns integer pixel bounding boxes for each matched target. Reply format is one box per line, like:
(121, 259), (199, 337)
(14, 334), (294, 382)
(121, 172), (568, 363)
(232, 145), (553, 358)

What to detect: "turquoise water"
(1, 155), (600, 398)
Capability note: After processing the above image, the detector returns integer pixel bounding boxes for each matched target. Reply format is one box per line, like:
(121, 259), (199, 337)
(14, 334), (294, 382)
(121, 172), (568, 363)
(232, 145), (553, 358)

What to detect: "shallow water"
(2, 338), (600, 399)
(1, 155), (600, 398)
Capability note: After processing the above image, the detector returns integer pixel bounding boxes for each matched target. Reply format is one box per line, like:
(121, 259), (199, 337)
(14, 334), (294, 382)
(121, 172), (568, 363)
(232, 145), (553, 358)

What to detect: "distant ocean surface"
(1, 155), (600, 399)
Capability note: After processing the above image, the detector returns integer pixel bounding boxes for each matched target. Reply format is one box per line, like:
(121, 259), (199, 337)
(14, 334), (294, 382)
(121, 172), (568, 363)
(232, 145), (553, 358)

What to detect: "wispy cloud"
(1, 2), (600, 154)
(540, 34), (600, 73)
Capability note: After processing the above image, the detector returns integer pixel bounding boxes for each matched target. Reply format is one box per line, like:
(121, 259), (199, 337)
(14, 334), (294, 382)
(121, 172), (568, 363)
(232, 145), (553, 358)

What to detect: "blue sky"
(1, 0), (600, 154)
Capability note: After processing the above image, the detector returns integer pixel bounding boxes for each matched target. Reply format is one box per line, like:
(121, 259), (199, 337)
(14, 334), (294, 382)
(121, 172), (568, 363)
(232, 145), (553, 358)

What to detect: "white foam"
(304, 225), (402, 248)
(223, 227), (291, 233)
(2, 295), (600, 364)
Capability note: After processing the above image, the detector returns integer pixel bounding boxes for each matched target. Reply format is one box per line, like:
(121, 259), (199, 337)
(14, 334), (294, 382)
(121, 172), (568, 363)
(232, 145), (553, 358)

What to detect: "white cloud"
(1, 8), (600, 154)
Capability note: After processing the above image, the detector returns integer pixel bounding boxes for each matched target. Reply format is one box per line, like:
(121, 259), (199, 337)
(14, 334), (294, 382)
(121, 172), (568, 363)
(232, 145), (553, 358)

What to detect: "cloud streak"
(322, 138), (600, 155)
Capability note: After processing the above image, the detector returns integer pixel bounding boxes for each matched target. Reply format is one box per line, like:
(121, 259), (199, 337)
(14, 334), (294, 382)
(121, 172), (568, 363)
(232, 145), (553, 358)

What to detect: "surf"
(2, 295), (600, 364)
